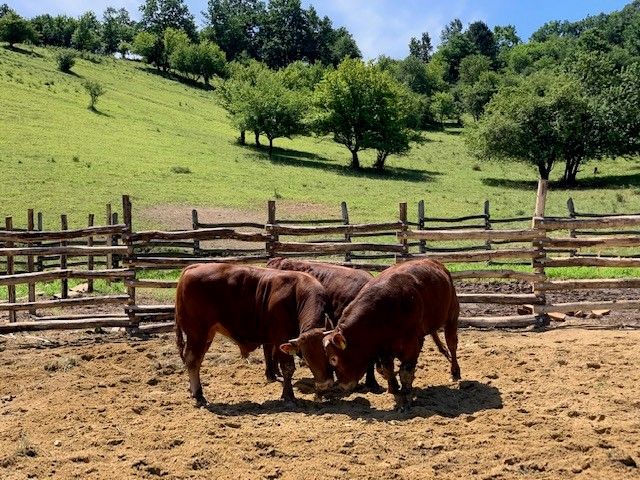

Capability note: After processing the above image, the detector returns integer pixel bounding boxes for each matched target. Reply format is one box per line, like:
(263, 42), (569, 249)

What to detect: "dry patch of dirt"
(0, 329), (639, 479)
(139, 202), (341, 231)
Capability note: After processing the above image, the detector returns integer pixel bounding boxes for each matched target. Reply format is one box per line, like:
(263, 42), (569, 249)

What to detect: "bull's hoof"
(281, 396), (298, 407)
(265, 374), (281, 383)
(451, 369), (461, 381)
(365, 381), (385, 394)
(194, 395), (208, 408)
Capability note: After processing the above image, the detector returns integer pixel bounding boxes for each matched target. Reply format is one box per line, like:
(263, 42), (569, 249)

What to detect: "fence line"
(2, 182), (640, 332)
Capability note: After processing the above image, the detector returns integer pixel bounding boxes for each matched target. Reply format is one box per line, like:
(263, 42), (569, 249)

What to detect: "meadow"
(1, 45), (639, 230)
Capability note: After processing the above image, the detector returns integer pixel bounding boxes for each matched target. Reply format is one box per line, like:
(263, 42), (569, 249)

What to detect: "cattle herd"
(175, 258), (460, 411)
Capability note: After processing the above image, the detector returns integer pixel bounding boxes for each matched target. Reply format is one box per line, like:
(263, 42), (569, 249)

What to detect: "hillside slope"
(1, 46), (639, 228)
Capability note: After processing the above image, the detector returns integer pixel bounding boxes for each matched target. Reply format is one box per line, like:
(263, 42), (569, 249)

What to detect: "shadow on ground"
(243, 144), (440, 183)
(140, 66), (213, 91)
(203, 379), (502, 421)
(483, 172), (640, 191)
(3, 45), (43, 57)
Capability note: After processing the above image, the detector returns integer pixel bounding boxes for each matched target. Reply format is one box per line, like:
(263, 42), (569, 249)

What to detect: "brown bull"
(175, 263), (334, 405)
(285, 259), (460, 410)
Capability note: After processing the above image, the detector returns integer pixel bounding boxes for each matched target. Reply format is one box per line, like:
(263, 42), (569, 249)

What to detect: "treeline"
(2, 0), (639, 181)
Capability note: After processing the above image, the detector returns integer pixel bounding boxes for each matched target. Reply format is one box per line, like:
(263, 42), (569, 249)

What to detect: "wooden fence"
(2, 182), (640, 333)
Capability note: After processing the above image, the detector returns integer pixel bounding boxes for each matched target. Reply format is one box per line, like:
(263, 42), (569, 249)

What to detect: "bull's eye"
(329, 356), (339, 367)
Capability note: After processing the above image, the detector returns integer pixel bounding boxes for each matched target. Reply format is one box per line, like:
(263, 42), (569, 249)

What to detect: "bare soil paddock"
(1, 326), (639, 480)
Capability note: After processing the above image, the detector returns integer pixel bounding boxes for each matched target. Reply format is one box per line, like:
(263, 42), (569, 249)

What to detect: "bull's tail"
(175, 283), (186, 363)
(430, 331), (451, 362)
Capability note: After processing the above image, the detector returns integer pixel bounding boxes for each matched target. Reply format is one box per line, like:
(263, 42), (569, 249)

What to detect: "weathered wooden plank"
(407, 249), (537, 263)
(541, 257), (640, 268)
(273, 242), (404, 254)
(270, 222), (402, 236)
(450, 269), (544, 281)
(535, 300), (640, 314)
(0, 317), (134, 333)
(0, 245), (128, 256)
(458, 293), (542, 305)
(0, 295), (129, 312)
(130, 255), (269, 268)
(535, 215), (640, 231)
(0, 268), (133, 286)
(130, 228), (268, 243)
(537, 278), (640, 291)
(543, 236), (640, 248)
(0, 225), (127, 242)
(458, 315), (540, 328)
(401, 228), (541, 242)
(127, 279), (178, 289)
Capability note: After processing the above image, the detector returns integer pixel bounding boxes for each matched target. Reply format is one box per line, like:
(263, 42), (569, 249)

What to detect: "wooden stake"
(60, 214), (68, 299)
(26, 209), (36, 315)
(5, 217), (16, 322)
(87, 213), (94, 293)
(341, 201), (351, 263)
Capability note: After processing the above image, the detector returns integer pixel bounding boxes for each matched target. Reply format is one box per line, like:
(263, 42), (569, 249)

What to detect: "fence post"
(112, 212), (119, 268)
(36, 212), (43, 271)
(266, 200), (277, 258)
(192, 209), (201, 256)
(27, 209), (36, 316)
(484, 200), (492, 250)
(567, 197), (577, 257)
(60, 214), (68, 299)
(5, 217), (16, 323)
(122, 195), (137, 329)
(532, 180), (548, 310)
(417, 200), (426, 254)
(398, 202), (409, 263)
(105, 203), (113, 274)
(87, 213), (95, 293)
(341, 201), (351, 263)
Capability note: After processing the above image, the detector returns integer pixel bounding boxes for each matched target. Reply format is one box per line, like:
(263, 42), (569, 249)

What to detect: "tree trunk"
(268, 137), (274, 157)
(239, 130), (246, 145)
(538, 162), (551, 180)
(374, 151), (387, 171)
(562, 157), (581, 187)
(350, 149), (360, 170)
(254, 131), (261, 147)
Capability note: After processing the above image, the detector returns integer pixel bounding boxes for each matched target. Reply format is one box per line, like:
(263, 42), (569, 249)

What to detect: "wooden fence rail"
(3, 182), (640, 332)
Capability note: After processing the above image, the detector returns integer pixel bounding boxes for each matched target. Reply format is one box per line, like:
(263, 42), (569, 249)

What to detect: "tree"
(83, 80), (105, 110)
(459, 70), (501, 120)
(31, 15), (77, 47)
(437, 28), (475, 83)
(441, 18), (462, 43)
(163, 27), (190, 70)
(202, 0), (264, 61)
(173, 40), (227, 84)
(0, 12), (35, 47)
(139, 0), (196, 39)
(312, 59), (415, 169)
(467, 72), (599, 182)
(258, 0), (309, 68)
(458, 54), (492, 85)
(132, 30), (164, 69)
(408, 32), (432, 61)
(217, 60), (270, 144)
(102, 7), (135, 54)
(466, 21), (497, 60)
(329, 27), (360, 65)
(493, 25), (521, 52)
(72, 12), (101, 52)
(0, 4), (12, 19)
(430, 91), (456, 127)
(56, 49), (76, 72)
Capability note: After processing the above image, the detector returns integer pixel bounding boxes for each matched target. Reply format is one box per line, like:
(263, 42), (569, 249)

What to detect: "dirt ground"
(0, 326), (639, 480)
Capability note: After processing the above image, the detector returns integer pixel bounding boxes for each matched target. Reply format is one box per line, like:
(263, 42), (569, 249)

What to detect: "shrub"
(56, 49), (75, 73)
(170, 165), (191, 174)
(83, 80), (105, 110)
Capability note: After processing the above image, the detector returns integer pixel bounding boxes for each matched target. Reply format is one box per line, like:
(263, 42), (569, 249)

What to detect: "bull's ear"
(331, 332), (347, 350)
(279, 342), (298, 355)
(324, 313), (335, 330)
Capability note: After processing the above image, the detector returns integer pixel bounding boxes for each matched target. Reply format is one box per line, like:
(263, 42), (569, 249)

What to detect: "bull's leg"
(376, 356), (399, 394)
(365, 362), (383, 393)
(444, 321), (461, 381)
(263, 344), (281, 382)
(277, 352), (296, 403)
(184, 337), (209, 406)
(396, 360), (417, 411)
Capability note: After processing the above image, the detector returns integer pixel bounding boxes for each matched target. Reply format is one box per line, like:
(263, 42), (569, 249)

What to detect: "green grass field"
(1, 44), (640, 293)
(2, 45), (639, 230)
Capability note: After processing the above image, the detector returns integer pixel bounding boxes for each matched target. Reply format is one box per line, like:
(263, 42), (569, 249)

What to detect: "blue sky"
(10, 0), (631, 58)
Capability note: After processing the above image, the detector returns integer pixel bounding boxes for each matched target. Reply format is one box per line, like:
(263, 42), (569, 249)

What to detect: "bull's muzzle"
(315, 379), (334, 393)
(338, 380), (358, 393)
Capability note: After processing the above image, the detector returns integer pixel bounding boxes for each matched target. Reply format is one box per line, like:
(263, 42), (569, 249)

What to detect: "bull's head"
(280, 328), (334, 394)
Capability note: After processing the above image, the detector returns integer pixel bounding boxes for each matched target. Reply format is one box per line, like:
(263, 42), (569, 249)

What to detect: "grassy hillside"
(1, 45), (639, 231)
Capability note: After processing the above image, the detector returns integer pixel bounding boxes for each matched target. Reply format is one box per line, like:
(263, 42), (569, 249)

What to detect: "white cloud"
(310, 0), (488, 59)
